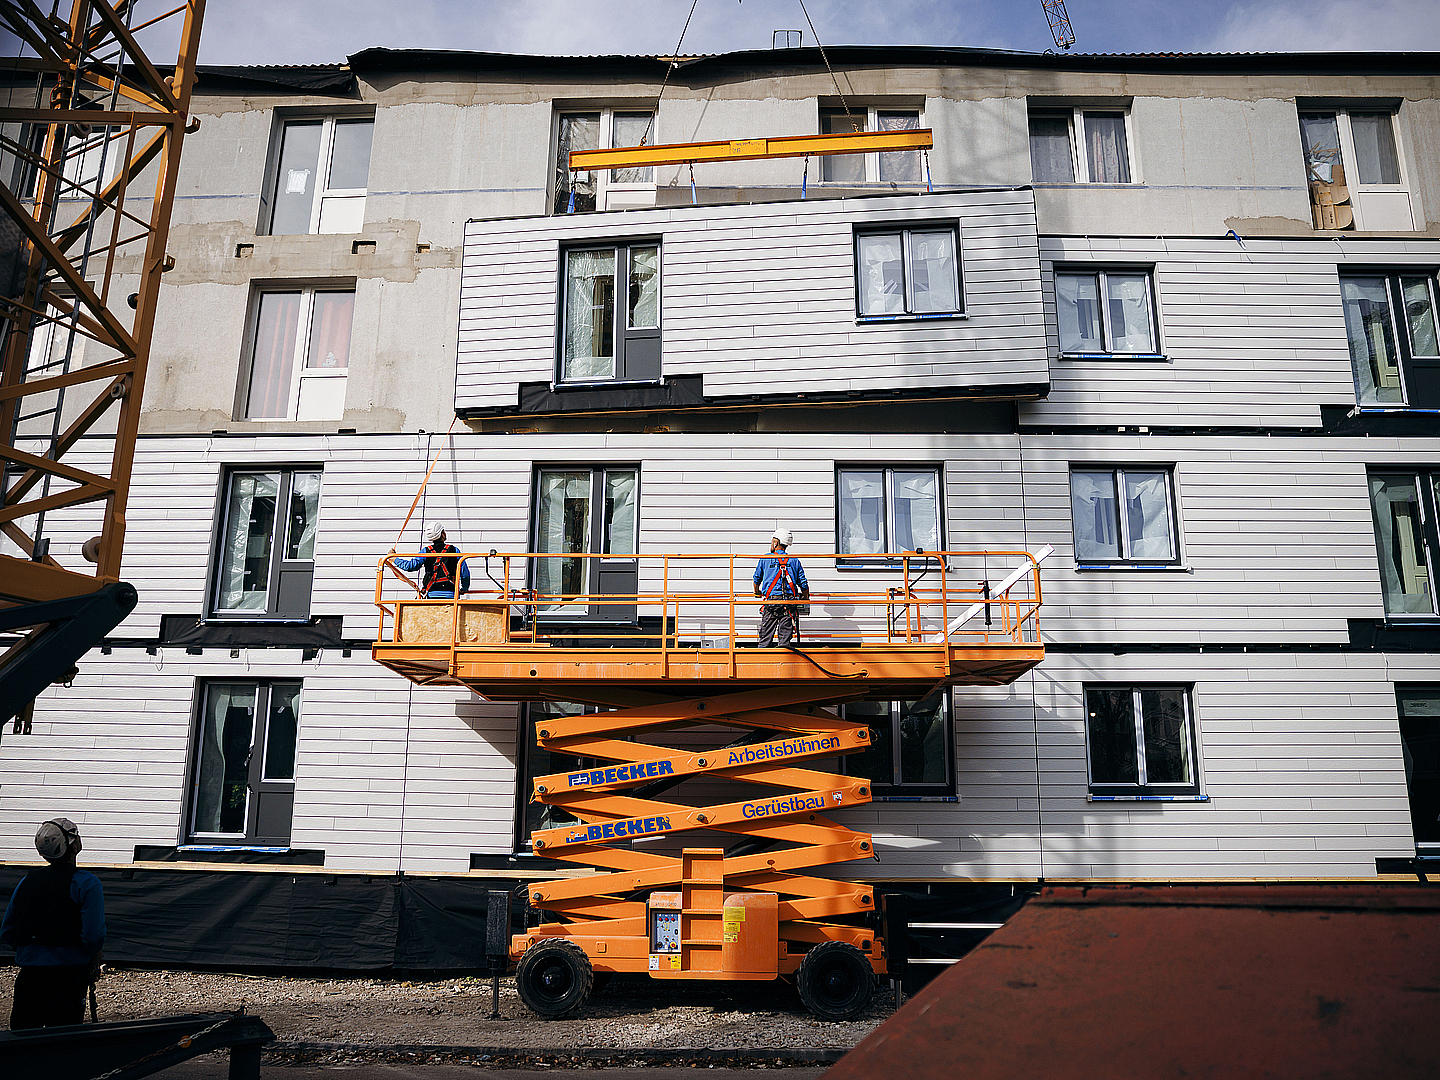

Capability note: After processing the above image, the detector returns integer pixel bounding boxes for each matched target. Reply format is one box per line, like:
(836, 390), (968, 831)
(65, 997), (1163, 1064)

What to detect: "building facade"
(2, 46), (1438, 966)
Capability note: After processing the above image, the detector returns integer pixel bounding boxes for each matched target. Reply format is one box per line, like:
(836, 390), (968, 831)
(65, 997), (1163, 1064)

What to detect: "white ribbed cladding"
(456, 190), (1049, 410)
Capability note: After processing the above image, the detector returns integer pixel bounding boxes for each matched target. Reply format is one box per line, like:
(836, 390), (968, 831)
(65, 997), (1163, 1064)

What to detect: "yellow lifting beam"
(568, 127), (933, 172)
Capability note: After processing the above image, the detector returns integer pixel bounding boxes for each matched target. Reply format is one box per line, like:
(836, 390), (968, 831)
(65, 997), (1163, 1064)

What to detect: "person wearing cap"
(1, 817), (106, 1029)
(389, 522), (470, 598)
(752, 528), (809, 648)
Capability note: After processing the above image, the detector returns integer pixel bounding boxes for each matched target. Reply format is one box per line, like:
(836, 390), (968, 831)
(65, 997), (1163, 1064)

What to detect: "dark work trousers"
(9, 964), (90, 1029)
(758, 604), (799, 647)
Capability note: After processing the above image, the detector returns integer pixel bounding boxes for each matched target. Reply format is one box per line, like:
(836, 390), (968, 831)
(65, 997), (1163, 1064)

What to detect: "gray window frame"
(837, 692), (955, 798)
(1367, 468), (1440, 619)
(1054, 267), (1163, 359)
(834, 464), (945, 569)
(207, 466), (321, 621)
(1069, 465), (1181, 569)
(1084, 683), (1203, 799)
(555, 240), (662, 385)
(1340, 270), (1440, 408)
(852, 223), (964, 321)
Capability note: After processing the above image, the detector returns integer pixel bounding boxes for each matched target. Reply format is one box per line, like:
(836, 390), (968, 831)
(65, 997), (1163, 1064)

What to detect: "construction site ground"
(0, 967), (893, 1066)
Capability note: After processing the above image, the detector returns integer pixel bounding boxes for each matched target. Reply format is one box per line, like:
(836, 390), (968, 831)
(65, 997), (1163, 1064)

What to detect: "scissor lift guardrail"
(371, 549), (1047, 1019)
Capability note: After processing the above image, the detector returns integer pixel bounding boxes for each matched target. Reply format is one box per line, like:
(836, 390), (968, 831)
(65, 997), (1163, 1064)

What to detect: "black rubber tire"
(796, 941), (874, 1021)
(515, 938), (594, 1018)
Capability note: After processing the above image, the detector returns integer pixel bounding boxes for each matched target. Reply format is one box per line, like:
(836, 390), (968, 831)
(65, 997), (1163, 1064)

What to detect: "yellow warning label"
(669, 954), (681, 970)
(724, 908), (746, 924)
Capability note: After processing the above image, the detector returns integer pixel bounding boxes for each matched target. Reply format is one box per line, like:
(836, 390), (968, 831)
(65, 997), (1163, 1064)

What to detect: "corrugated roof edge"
(194, 64), (354, 94)
(343, 44), (1440, 77)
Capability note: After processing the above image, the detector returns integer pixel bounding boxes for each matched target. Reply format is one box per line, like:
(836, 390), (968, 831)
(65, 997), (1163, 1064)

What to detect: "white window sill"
(1087, 794), (1209, 802)
(1349, 404), (1440, 415)
(856, 312), (966, 324)
(1031, 182), (1143, 189)
(1074, 564), (1190, 573)
(874, 794), (959, 803)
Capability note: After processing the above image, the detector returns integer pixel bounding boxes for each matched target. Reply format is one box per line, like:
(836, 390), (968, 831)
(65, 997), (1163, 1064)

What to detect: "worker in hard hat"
(0, 818), (106, 1029)
(389, 522), (470, 597)
(752, 527), (809, 647)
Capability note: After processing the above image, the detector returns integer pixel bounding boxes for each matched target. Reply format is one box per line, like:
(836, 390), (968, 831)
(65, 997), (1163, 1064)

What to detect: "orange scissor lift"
(372, 547), (1048, 1019)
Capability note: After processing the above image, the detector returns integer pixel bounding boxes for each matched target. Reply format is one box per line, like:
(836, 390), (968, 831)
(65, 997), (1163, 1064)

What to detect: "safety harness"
(421, 542), (460, 595)
(761, 552), (803, 642)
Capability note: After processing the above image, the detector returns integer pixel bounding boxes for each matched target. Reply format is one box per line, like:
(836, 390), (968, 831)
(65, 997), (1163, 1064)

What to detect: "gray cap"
(425, 521), (446, 542)
(34, 817), (80, 861)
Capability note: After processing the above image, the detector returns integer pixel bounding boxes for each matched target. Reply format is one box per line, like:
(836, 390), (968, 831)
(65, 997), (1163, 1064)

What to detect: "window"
(554, 109), (656, 214)
(61, 124), (121, 195)
(837, 466), (942, 564)
(516, 701), (595, 852)
(1070, 467), (1179, 567)
(532, 467), (639, 622)
(839, 692), (953, 796)
(241, 286), (353, 421)
(854, 226), (962, 319)
(1085, 685), (1201, 798)
(211, 468), (321, 619)
(559, 242), (660, 383)
(819, 107), (922, 184)
(1029, 108), (1133, 184)
(1299, 109), (1413, 231)
(263, 115), (373, 235)
(1341, 272), (1440, 408)
(1056, 269), (1159, 357)
(1397, 686), (1440, 852)
(189, 680), (300, 845)
(1368, 470), (1438, 616)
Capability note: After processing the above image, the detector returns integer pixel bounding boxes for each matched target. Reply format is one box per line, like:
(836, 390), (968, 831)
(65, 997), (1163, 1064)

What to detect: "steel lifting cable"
(796, 0), (857, 130)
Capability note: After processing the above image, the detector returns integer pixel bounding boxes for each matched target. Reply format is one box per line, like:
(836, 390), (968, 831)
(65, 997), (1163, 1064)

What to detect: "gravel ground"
(0, 967), (898, 1055)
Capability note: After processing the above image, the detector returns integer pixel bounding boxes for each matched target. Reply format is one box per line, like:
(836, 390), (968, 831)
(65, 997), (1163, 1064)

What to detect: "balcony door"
(188, 681), (299, 846)
(532, 467), (638, 623)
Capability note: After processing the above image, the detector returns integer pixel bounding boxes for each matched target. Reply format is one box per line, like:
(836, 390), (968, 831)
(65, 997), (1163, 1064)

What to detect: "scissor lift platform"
(372, 548), (1047, 1019)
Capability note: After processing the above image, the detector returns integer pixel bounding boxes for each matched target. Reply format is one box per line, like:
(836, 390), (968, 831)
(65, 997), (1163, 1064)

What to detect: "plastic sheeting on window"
(1341, 277), (1404, 404)
(892, 470), (940, 553)
(628, 246), (659, 329)
(285, 472), (321, 561)
(857, 234), (904, 315)
(193, 684), (256, 835)
(555, 113), (599, 214)
(907, 231), (959, 314)
(839, 470), (886, 554)
(1105, 273), (1155, 353)
(217, 473), (278, 610)
(1057, 272), (1102, 353)
(535, 470), (590, 608)
(1083, 113), (1130, 184)
(1124, 471), (1174, 560)
(563, 249), (615, 380)
(1070, 471), (1120, 561)
(1369, 474), (1436, 614)
(603, 471), (636, 554)
(1402, 277), (1439, 358)
(878, 111), (921, 183)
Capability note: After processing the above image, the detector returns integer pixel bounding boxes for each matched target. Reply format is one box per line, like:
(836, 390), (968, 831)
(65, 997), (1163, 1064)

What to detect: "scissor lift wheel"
(516, 939), (594, 1018)
(796, 941), (874, 1020)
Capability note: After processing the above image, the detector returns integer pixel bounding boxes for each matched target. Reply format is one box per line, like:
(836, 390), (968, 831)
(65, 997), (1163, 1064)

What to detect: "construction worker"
(753, 527), (809, 647)
(1, 817), (105, 1029)
(390, 522), (470, 598)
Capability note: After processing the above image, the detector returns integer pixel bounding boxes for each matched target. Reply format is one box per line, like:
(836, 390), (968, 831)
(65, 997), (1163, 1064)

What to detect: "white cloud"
(1207, 0), (1440, 52)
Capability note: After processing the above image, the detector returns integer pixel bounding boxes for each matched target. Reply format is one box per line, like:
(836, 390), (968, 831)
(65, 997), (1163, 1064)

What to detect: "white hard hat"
(772, 528), (793, 547)
(35, 817), (80, 861)
(425, 521), (446, 542)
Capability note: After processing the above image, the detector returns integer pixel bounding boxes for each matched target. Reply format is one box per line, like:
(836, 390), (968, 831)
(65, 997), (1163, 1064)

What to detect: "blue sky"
(3, 0), (1438, 64)
(181, 0), (1440, 64)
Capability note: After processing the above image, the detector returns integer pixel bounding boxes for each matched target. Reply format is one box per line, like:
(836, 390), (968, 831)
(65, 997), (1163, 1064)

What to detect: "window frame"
(1069, 465), (1183, 569)
(1054, 266), (1164, 359)
(835, 464), (946, 569)
(552, 106), (658, 215)
(852, 223), (965, 321)
(555, 239), (662, 386)
(186, 678), (302, 846)
(1084, 683), (1204, 800)
(1340, 269), (1440, 408)
(260, 112), (374, 236)
(1367, 468), (1440, 619)
(1028, 106), (1137, 185)
(206, 466), (322, 621)
(1298, 107), (1411, 232)
(1396, 684), (1440, 852)
(529, 464), (641, 624)
(818, 105), (925, 185)
(237, 283), (355, 422)
(836, 692), (956, 798)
